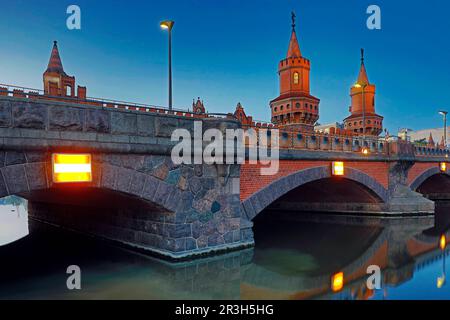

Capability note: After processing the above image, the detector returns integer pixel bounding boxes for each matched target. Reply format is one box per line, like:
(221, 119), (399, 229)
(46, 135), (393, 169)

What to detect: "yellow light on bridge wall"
(332, 161), (345, 176)
(440, 162), (447, 173)
(440, 234), (447, 251)
(331, 272), (344, 292)
(362, 147), (369, 155)
(52, 154), (92, 183)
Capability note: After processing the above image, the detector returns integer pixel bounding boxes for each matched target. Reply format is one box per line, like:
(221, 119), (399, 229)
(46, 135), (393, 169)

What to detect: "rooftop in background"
(405, 127), (449, 145)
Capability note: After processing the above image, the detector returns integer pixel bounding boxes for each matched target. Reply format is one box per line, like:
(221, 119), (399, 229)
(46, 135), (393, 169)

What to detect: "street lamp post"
(160, 20), (175, 111)
(439, 110), (448, 148)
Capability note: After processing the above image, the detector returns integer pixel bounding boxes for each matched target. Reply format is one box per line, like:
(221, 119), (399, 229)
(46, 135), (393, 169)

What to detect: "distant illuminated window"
(293, 72), (299, 84)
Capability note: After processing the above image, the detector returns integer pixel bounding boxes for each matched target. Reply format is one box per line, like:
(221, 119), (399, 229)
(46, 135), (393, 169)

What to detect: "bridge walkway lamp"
(439, 110), (448, 149)
(160, 20), (175, 111)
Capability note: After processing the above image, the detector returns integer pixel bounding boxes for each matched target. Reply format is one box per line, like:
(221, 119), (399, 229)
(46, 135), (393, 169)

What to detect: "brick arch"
(0, 161), (186, 214)
(241, 166), (389, 221)
(409, 167), (449, 191)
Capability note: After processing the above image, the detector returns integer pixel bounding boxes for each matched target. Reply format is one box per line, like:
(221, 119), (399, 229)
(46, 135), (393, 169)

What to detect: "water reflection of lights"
(331, 272), (344, 292)
(437, 235), (447, 289)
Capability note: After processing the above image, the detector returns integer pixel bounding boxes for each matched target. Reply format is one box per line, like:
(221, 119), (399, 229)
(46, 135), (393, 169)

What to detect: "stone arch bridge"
(0, 95), (449, 259)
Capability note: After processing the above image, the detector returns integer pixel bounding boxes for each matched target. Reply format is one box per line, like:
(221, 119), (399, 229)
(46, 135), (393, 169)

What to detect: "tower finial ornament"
(361, 48), (365, 64)
(291, 11), (296, 30)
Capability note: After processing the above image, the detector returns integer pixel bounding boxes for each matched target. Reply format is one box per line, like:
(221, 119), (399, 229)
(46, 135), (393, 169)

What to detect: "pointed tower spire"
(287, 11), (301, 58)
(428, 132), (435, 147)
(357, 48), (369, 85)
(46, 41), (66, 75)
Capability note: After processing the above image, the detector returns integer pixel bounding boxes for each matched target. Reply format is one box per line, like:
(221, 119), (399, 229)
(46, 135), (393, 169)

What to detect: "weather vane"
(291, 11), (296, 30)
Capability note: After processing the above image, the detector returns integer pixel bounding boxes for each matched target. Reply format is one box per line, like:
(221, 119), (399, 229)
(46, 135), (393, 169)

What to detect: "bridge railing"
(0, 83), (234, 120)
(241, 122), (389, 154)
(414, 144), (449, 158)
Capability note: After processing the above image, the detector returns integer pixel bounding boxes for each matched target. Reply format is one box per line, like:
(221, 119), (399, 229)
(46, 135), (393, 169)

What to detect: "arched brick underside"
(241, 166), (389, 221)
(410, 167), (440, 191)
(410, 167), (450, 191)
(0, 161), (189, 214)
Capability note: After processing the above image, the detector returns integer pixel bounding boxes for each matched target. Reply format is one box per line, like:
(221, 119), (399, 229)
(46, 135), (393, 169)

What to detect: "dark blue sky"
(1, 0), (449, 133)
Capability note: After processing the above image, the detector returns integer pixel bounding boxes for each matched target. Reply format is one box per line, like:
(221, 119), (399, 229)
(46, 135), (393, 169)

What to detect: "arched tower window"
(293, 72), (299, 84)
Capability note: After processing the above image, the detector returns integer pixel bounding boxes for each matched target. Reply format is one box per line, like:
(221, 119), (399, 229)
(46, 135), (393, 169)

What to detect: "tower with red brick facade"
(43, 41), (86, 99)
(270, 12), (320, 132)
(343, 49), (383, 136)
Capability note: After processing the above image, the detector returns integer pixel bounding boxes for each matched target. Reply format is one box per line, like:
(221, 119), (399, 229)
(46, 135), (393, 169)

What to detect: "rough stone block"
(186, 237), (197, 251)
(137, 114), (155, 136)
(128, 171), (147, 196)
(25, 152), (47, 163)
(153, 182), (175, 207)
(0, 174), (8, 198)
(5, 151), (26, 166)
(141, 176), (161, 202)
(165, 224), (192, 238)
(12, 103), (47, 129)
(111, 112), (137, 135)
(164, 187), (182, 212)
(49, 107), (84, 131)
(1, 165), (28, 194)
(101, 164), (117, 189)
(85, 109), (110, 133)
(155, 117), (178, 138)
(208, 234), (225, 247)
(25, 162), (47, 190)
(0, 100), (12, 127)
(115, 168), (132, 193)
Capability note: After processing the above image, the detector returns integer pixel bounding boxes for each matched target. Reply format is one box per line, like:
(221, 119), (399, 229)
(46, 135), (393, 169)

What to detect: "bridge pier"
(385, 160), (435, 214)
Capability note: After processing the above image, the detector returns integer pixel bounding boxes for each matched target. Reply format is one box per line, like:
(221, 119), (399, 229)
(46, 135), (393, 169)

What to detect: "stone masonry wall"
(0, 97), (251, 259)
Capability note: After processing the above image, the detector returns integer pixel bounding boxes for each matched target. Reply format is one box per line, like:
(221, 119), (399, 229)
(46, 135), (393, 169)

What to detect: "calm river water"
(0, 196), (449, 300)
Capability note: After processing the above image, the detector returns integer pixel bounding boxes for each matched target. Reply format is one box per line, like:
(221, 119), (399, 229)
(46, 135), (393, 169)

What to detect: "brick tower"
(343, 49), (383, 136)
(270, 12), (320, 132)
(43, 41), (86, 99)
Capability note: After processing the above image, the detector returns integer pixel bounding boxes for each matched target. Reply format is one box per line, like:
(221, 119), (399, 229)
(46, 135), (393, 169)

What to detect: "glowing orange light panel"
(332, 162), (344, 176)
(52, 154), (92, 183)
(331, 272), (344, 292)
(440, 162), (447, 173)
